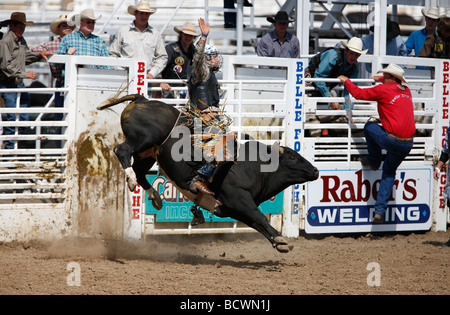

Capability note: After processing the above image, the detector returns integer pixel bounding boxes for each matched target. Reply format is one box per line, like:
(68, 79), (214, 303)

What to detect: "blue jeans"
(364, 121), (413, 216)
(0, 82), (30, 149)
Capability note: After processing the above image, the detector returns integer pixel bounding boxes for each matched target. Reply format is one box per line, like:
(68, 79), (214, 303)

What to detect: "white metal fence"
(0, 53), (448, 242)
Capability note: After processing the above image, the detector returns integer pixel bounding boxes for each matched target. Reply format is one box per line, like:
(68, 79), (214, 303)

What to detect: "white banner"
(305, 166), (432, 233)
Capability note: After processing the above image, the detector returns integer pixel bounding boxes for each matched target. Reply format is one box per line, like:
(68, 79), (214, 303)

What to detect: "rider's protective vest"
(430, 29), (450, 59)
(306, 47), (357, 91)
(188, 71), (220, 111)
(161, 42), (194, 81)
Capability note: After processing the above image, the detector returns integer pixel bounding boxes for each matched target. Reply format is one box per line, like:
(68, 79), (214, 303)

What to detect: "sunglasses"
(82, 20), (96, 25)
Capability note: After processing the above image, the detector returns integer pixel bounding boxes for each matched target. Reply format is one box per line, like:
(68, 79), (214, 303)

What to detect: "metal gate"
(0, 55), (145, 242)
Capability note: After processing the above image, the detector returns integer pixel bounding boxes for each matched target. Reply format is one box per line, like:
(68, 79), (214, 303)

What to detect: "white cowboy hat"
(340, 37), (368, 55)
(128, 0), (156, 15)
(421, 7), (440, 19)
(377, 63), (407, 83)
(440, 8), (450, 18)
(7, 12), (34, 26)
(174, 22), (200, 36)
(79, 8), (102, 21)
(50, 14), (74, 34)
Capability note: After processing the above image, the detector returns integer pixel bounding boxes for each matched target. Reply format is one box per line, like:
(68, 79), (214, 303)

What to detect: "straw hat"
(378, 63), (407, 83)
(50, 14), (73, 34)
(421, 7), (440, 19)
(128, 0), (156, 15)
(174, 22), (200, 36)
(340, 37), (368, 55)
(7, 12), (34, 26)
(267, 11), (294, 24)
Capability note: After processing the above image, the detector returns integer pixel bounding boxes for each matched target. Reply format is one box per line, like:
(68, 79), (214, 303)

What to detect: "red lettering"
(440, 198), (445, 208)
(444, 85), (449, 95)
(444, 61), (449, 72)
(444, 73), (450, 84)
(340, 180), (355, 202)
(137, 62), (146, 73)
(356, 169), (370, 202)
(137, 74), (145, 85)
(403, 179), (417, 201)
(132, 208), (140, 219)
(441, 173), (447, 185)
(443, 97), (449, 108)
(320, 175), (341, 202)
(136, 87), (143, 96)
(443, 126), (449, 136)
(440, 186), (446, 197)
(132, 195), (141, 207)
(443, 109), (449, 119)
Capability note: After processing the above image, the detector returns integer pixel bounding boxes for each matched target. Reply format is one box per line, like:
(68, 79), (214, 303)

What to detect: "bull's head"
(274, 142), (319, 185)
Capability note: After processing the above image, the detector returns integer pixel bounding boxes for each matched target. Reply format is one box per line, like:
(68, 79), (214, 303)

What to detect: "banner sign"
(305, 167), (432, 233)
(145, 174), (284, 222)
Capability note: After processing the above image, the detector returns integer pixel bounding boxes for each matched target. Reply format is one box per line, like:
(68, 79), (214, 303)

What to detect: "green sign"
(145, 174), (284, 222)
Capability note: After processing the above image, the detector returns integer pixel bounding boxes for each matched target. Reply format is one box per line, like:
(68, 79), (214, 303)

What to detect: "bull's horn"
(97, 94), (137, 110)
(272, 141), (283, 154)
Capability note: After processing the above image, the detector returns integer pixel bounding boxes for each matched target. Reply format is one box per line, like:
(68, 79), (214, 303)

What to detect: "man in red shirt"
(338, 64), (415, 223)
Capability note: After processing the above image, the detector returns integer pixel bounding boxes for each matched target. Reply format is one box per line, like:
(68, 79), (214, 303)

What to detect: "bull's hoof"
(274, 236), (290, 253)
(276, 244), (290, 253)
(125, 167), (137, 192)
(147, 188), (163, 210)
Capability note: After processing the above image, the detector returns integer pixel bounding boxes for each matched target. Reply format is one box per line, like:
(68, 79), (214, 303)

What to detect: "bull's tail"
(97, 94), (140, 110)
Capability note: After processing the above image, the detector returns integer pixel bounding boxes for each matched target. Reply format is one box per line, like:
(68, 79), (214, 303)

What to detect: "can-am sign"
(306, 167), (432, 233)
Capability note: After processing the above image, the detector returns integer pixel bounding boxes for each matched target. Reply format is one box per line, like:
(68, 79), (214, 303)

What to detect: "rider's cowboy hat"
(340, 37), (368, 55)
(128, 0), (156, 15)
(174, 22), (200, 36)
(421, 6), (440, 19)
(7, 12), (34, 26)
(50, 14), (74, 34)
(377, 63), (407, 84)
(267, 11), (294, 24)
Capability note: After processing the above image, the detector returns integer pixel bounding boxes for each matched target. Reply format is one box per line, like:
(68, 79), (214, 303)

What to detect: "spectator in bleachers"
(405, 7), (440, 57)
(0, 12), (54, 150)
(56, 8), (109, 59)
(418, 15), (450, 59)
(223, 0), (253, 29)
(109, 0), (167, 80)
(305, 37), (366, 115)
(256, 11), (300, 58)
(361, 20), (407, 73)
(31, 14), (75, 142)
(160, 22), (199, 99)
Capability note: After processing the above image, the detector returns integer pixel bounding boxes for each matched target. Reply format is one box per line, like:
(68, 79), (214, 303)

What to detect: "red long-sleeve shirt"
(344, 78), (416, 138)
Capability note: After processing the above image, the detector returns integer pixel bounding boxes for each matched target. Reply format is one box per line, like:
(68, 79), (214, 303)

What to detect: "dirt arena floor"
(0, 230), (449, 296)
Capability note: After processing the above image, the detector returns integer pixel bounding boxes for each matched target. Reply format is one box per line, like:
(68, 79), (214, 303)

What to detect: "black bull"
(97, 94), (319, 253)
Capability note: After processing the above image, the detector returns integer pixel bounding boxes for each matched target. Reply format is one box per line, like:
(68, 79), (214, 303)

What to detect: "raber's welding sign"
(305, 167), (432, 233)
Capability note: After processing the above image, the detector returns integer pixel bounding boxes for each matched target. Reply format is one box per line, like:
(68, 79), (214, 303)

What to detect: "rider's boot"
(189, 175), (214, 196)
